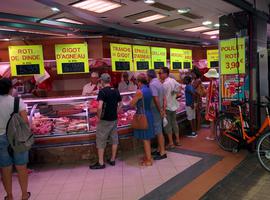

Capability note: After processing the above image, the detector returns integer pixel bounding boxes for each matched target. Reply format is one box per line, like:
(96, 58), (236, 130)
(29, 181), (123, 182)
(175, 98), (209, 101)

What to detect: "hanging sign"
(110, 43), (133, 71)
(8, 45), (44, 76)
(55, 43), (89, 74)
(207, 49), (219, 68)
(133, 45), (151, 71)
(170, 48), (183, 70)
(151, 47), (167, 69)
(182, 49), (192, 69)
(220, 37), (245, 75)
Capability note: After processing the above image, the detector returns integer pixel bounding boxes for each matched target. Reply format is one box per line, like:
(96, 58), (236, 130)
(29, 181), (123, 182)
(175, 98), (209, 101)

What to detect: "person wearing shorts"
(147, 70), (167, 160)
(0, 78), (31, 200)
(90, 73), (122, 170)
(159, 67), (181, 148)
(184, 76), (197, 137)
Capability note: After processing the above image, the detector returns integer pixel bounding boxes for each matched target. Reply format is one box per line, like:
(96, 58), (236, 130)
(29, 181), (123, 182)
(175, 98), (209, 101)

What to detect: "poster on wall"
(55, 43), (89, 74)
(207, 49), (219, 68)
(151, 47), (167, 69)
(8, 45), (45, 76)
(182, 49), (192, 69)
(133, 45), (151, 71)
(220, 37), (245, 75)
(221, 74), (249, 100)
(170, 48), (183, 70)
(110, 43), (133, 71)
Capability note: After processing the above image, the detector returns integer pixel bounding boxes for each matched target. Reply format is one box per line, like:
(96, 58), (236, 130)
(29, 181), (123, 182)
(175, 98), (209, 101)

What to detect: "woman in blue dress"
(130, 73), (155, 166)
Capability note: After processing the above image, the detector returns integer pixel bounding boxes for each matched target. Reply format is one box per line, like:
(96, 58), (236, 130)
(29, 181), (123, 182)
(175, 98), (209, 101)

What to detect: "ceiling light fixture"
(177, 8), (191, 14)
(202, 20), (212, 25)
(0, 28), (16, 32)
(184, 26), (211, 32)
(203, 30), (219, 35)
(213, 23), (220, 28)
(137, 14), (166, 22)
(72, 0), (122, 13)
(19, 30), (65, 36)
(210, 35), (217, 39)
(2, 38), (10, 41)
(56, 18), (83, 24)
(51, 7), (60, 12)
(144, 0), (155, 4)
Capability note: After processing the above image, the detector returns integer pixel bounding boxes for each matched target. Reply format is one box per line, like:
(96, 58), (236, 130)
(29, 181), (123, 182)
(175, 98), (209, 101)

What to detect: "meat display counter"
(23, 91), (188, 149)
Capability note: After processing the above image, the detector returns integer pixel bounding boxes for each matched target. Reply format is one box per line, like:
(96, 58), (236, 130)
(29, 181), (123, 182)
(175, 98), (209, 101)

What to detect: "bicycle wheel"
(215, 114), (241, 152)
(257, 132), (270, 172)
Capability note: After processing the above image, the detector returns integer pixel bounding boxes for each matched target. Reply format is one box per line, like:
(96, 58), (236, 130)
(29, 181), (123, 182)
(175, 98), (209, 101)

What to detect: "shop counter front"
(24, 92), (189, 163)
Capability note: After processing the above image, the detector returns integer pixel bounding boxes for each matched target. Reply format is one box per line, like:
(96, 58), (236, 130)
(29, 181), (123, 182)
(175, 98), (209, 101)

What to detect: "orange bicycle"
(215, 98), (270, 171)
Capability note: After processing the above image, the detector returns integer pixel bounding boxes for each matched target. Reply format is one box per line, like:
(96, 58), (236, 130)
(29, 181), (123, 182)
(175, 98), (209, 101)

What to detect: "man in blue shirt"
(184, 76), (197, 137)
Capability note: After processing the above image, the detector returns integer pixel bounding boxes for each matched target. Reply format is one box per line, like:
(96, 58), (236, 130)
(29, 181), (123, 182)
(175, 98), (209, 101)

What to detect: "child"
(184, 76), (197, 137)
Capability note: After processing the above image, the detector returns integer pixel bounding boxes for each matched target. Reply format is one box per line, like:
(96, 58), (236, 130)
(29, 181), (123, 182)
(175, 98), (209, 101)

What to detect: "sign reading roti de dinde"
(8, 45), (45, 76)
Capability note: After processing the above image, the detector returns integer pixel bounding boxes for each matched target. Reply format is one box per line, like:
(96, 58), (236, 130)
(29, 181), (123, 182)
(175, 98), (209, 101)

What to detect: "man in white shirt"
(159, 67), (181, 148)
(82, 72), (101, 96)
(118, 72), (137, 93)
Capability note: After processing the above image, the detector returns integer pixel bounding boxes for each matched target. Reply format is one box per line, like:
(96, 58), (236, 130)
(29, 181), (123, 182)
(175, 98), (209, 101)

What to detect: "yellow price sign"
(110, 43), (133, 71)
(151, 47), (167, 69)
(133, 45), (151, 71)
(8, 45), (45, 76)
(207, 49), (219, 68)
(220, 37), (245, 75)
(170, 48), (184, 70)
(182, 49), (192, 69)
(55, 43), (89, 74)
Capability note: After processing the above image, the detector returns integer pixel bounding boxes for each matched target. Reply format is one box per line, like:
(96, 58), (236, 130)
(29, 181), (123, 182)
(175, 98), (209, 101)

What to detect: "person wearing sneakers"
(204, 69), (219, 141)
(147, 70), (167, 160)
(90, 73), (122, 170)
(159, 67), (181, 148)
(184, 76), (197, 138)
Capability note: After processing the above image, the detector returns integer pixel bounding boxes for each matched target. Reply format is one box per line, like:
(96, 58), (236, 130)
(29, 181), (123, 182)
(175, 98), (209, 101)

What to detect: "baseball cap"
(100, 73), (111, 83)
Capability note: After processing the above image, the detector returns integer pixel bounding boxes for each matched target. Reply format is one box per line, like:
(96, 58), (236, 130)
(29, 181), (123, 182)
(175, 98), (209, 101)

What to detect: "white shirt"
(118, 81), (137, 93)
(163, 77), (180, 111)
(82, 83), (101, 96)
(0, 95), (27, 135)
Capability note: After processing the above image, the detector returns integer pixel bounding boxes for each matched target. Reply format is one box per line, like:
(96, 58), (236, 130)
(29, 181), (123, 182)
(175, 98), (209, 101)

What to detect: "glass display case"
(23, 92), (137, 138)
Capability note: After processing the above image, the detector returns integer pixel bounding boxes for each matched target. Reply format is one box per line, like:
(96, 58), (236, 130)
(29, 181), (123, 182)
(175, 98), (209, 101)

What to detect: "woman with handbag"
(204, 69), (219, 141)
(130, 73), (155, 166)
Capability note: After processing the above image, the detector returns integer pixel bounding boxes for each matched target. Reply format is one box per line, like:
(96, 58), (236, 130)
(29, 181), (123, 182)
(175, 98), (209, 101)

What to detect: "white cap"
(91, 72), (99, 78)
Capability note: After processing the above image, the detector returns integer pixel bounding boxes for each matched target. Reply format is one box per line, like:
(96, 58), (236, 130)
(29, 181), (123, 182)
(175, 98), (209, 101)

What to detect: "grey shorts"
(186, 106), (196, 120)
(152, 110), (162, 135)
(164, 110), (179, 135)
(96, 120), (118, 149)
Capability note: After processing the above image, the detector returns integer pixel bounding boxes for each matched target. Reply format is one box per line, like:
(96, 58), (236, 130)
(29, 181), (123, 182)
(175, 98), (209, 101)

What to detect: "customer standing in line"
(130, 73), (155, 166)
(147, 70), (167, 160)
(159, 67), (181, 148)
(0, 78), (31, 200)
(90, 73), (122, 170)
(204, 69), (219, 141)
(184, 76), (197, 137)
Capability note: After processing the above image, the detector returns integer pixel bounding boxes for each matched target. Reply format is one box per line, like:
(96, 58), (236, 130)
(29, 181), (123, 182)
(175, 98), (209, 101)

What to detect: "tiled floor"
(0, 128), (247, 200)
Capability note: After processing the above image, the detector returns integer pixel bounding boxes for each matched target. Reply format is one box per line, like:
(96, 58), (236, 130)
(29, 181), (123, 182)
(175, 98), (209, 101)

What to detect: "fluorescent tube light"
(72, 0), (122, 13)
(137, 14), (166, 22)
(144, 0), (155, 4)
(178, 8), (191, 14)
(203, 30), (219, 35)
(56, 18), (83, 24)
(202, 20), (212, 25)
(184, 26), (211, 32)
(210, 35), (217, 39)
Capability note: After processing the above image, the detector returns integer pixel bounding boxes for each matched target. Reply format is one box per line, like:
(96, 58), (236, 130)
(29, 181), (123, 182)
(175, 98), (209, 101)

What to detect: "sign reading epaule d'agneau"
(133, 45), (151, 71)
(55, 43), (89, 74)
(8, 45), (45, 76)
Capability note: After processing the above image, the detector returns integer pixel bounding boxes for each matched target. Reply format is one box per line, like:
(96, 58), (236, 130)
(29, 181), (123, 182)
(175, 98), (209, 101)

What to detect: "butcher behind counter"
(82, 72), (102, 96)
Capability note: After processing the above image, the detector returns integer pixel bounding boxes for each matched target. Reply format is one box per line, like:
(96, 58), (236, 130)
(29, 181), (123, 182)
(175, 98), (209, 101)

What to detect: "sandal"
(140, 159), (153, 166)
(166, 144), (175, 150)
(22, 192), (31, 200)
(175, 142), (182, 146)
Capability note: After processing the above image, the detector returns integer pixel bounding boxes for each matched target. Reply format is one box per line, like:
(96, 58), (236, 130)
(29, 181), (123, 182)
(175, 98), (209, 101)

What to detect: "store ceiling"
(0, 0), (242, 45)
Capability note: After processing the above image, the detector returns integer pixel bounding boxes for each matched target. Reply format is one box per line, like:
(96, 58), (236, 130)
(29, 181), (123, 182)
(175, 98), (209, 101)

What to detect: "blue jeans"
(0, 134), (28, 167)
